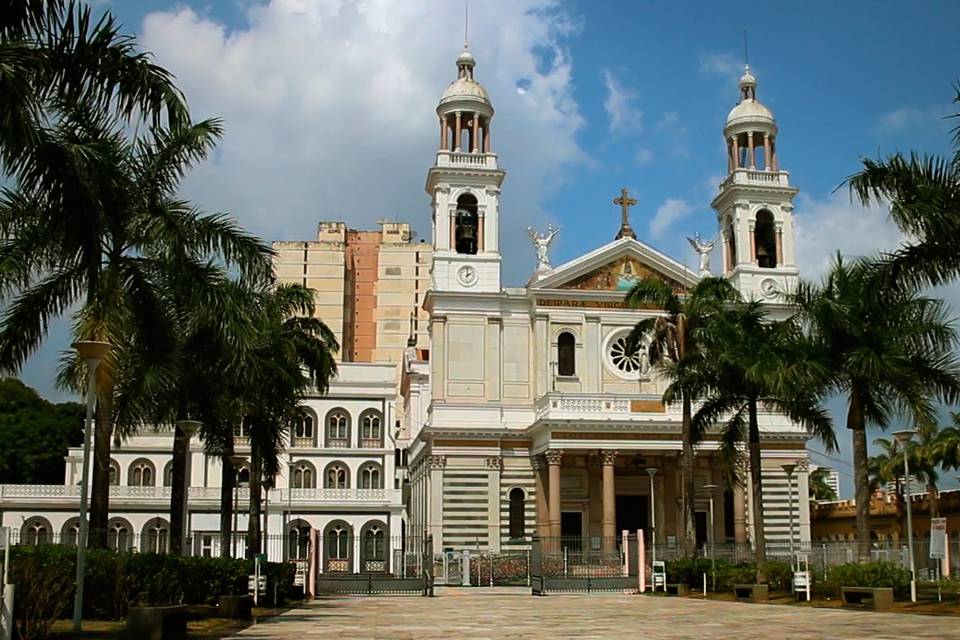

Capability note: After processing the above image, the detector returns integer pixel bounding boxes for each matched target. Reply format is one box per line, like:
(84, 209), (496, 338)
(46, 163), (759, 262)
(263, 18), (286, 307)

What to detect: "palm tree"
(2, 107), (271, 548)
(689, 300), (835, 583)
(624, 276), (739, 556)
(809, 468), (838, 504)
(931, 412), (960, 471)
(240, 282), (338, 558)
(792, 255), (960, 561)
(845, 83), (960, 290)
(1, 1), (188, 171)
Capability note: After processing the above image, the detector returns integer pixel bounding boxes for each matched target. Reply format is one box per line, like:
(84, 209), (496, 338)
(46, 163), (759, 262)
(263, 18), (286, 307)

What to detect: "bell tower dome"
(427, 46), (505, 294)
(711, 65), (799, 303)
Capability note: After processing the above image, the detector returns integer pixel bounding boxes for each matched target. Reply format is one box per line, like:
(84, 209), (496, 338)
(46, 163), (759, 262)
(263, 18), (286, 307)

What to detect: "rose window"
(604, 329), (651, 380)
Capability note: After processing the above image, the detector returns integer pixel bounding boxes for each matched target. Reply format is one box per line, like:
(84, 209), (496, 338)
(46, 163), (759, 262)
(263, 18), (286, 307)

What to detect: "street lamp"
(175, 420), (201, 554)
(646, 468), (658, 567)
(782, 463), (797, 570)
(71, 340), (111, 632)
(229, 455), (247, 559)
(893, 429), (917, 603)
(703, 484), (718, 592)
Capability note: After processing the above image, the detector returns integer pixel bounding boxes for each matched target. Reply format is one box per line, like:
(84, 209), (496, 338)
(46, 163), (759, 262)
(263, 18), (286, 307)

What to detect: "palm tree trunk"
(247, 446), (263, 559)
(88, 390), (114, 549)
(928, 483), (939, 518)
(681, 392), (697, 557)
(220, 438), (235, 559)
(847, 390), (871, 562)
(168, 424), (189, 555)
(748, 398), (767, 583)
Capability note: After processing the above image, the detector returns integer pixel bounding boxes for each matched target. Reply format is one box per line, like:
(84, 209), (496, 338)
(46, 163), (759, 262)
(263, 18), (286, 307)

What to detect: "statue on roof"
(527, 224), (560, 277)
(687, 233), (718, 276)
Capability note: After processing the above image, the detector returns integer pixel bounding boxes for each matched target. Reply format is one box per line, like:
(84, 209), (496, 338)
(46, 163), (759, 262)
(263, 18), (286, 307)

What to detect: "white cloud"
(875, 106), (945, 133)
(138, 0), (586, 285)
(699, 52), (742, 82)
(635, 148), (654, 165)
(793, 190), (904, 279)
(602, 69), (642, 133)
(649, 197), (693, 239)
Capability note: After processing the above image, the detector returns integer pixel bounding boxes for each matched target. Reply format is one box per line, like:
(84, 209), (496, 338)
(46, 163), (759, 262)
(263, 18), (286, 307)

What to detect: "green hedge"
(663, 557), (793, 591)
(11, 545), (296, 623)
(822, 561), (911, 595)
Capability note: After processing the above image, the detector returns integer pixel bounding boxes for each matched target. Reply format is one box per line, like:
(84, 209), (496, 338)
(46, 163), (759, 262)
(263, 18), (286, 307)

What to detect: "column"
(454, 111), (462, 152)
(770, 137), (778, 171)
(484, 121), (491, 152)
(747, 131), (756, 169)
(601, 450), (617, 548)
(749, 222), (756, 264)
(545, 450), (563, 540)
(763, 133), (772, 171)
(797, 459), (811, 544)
(775, 222), (784, 267)
(532, 456), (548, 537)
(472, 113), (480, 153)
(727, 138), (733, 173)
(439, 116), (446, 150)
(732, 134), (740, 169)
(428, 455), (445, 543)
(486, 457), (502, 552)
(734, 456), (748, 545)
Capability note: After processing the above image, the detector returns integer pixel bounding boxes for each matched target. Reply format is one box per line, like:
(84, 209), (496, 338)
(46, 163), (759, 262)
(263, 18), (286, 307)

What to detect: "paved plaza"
(231, 588), (957, 639)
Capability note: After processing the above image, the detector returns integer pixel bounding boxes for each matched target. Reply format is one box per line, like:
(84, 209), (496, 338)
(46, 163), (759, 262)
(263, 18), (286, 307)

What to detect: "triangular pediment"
(530, 237), (699, 293)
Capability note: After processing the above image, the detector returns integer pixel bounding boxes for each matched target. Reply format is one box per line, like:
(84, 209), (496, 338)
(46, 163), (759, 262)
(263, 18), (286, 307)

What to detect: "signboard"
(247, 575), (267, 594)
(652, 561), (666, 590)
(930, 517), (947, 560)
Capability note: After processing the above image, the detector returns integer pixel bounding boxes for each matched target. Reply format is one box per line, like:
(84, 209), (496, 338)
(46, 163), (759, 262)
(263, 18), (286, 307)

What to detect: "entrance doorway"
(561, 511), (582, 550)
(615, 495), (648, 537)
(695, 511), (708, 549)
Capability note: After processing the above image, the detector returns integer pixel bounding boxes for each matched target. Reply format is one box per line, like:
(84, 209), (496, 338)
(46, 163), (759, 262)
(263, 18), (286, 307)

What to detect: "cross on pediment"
(613, 188), (637, 240)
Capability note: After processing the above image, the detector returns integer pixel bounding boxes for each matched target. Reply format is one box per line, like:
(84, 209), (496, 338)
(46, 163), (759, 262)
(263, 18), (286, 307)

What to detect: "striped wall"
(756, 467), (804, 545)
(442, 469), (489, 548)
(499, 463), (536, 548)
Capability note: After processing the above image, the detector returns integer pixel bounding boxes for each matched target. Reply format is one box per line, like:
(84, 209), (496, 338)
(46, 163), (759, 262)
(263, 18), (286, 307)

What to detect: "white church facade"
(403, 50), (811, 554)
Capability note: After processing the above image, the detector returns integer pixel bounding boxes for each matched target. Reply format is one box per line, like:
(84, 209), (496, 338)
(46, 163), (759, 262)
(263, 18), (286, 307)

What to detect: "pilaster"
(486, 456), (502, 551)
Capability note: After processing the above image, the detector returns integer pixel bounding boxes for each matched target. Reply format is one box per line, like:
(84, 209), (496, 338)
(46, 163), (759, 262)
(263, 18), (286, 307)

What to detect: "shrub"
(824, 561), (910, 595)
(10, 545), (74, 640)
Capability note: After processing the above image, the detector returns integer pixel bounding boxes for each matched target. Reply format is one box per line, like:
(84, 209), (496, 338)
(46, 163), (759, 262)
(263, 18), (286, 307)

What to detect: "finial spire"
(743, 29), (748, 67)
(464, 0), (469, 50)
(613, 188), (637, 240)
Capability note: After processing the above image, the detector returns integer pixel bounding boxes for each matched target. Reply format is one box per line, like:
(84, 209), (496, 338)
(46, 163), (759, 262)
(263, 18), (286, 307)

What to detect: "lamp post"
(893, 429), (917, 603)
(703, 484), (718, 592)
(175, 420), (201, 554)
(229, 455), (247, 559)
(646, 468), (658, 567)
(71, 340), (111, 632)
(782, 463), (797, 570)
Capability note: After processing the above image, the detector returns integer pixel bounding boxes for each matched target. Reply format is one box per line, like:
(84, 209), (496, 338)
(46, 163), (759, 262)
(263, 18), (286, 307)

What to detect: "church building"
(403, 48), (811, 554)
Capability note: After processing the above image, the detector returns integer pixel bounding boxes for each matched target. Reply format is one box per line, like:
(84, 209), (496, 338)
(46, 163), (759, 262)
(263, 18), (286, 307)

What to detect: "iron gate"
(314, 534), (433, 595)
(530, 533), (639, 594)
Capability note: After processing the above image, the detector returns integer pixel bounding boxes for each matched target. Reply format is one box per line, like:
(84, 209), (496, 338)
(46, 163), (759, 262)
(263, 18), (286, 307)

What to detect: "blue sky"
(16, 1), (960, 495)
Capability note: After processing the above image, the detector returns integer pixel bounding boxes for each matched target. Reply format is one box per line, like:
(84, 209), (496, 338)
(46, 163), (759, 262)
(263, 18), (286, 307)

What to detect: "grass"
(48, 604), (295, 639)
(671, 589), (960, 617)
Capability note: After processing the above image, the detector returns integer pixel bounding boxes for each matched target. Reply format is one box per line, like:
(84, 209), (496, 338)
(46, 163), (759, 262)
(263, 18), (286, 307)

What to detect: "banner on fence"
(930, 517), (947, 560)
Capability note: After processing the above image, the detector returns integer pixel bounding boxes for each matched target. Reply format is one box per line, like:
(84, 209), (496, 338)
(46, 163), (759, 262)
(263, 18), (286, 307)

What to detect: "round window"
(603, 329), (651, 380)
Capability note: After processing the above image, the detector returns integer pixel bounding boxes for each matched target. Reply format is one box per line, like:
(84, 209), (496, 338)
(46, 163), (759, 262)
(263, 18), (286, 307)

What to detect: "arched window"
(358, 462), (382, 489)
(61, 518), (81, 547)
(141, 518), (171, 554)
(234, 417), (252, 441)
(359, 410), (383, 448)
(108, 459), (120, 486)
(292, 461), (316, 489)
(754, 210), (777, 268)
(725, 221), (737, 271)
(163, 461), (174, 487)
(324, 521), (351, 572)
(557, 332), (576, 377)
(236, 466), (250, 487)
(454, 193), (479, 255)
(326, 409), (350, 447)
(107, 518), (133, 552)
(128, 459), (156, 487)
(508, 488), (526, 539)
(21, 516), (52, 545)
(288, 520), (311, 560)
(324, 462), (349, 489)
(360, 520), (387, 572)
(293, 409), (316, 446)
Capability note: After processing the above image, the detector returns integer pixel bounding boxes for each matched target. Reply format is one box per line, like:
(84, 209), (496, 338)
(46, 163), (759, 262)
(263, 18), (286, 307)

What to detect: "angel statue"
(687, 232), (718, 276)
(527, 224), (560, 276)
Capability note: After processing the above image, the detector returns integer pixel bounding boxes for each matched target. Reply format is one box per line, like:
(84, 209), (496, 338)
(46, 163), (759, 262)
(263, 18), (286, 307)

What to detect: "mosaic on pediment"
(557, 256), (684, 293)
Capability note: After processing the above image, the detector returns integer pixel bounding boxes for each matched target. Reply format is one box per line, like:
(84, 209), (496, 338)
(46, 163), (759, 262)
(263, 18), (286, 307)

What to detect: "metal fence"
(531, 535), (639, 594)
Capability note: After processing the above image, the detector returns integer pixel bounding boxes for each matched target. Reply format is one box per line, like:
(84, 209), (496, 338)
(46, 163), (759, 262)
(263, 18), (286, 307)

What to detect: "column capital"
(485, 456), (502, 470)
(600, 449), (618, 466)
(544, 449), (563, 466)
(795, 458), (810, 472)
(427, 455), (447, 470)
(530, 455), (544, 470)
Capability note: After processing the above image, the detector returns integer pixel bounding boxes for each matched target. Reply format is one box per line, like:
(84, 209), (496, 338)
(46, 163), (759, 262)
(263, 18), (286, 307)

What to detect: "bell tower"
(711, 66), (799, 302)
(427, 47), (505, 293)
